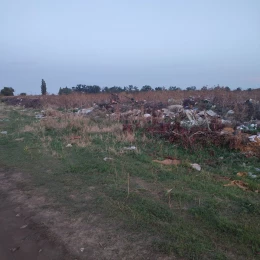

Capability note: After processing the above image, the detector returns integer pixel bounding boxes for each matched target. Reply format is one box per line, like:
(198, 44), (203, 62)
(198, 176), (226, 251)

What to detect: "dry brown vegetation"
(2, 88), (260, 110)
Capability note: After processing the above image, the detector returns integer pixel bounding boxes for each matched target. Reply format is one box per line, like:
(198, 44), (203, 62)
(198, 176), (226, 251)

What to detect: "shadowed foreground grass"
(0, 104), (259, 260)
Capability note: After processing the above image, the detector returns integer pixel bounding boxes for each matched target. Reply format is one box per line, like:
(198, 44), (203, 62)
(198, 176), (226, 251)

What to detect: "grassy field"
(0, 102), (260, 259)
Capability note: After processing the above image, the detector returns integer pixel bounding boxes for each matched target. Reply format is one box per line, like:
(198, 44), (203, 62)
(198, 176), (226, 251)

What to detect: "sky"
(1, 0), (260, 94)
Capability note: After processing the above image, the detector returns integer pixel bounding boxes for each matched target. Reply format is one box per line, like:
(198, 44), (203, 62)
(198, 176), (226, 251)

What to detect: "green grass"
(0, 104), (260, 260)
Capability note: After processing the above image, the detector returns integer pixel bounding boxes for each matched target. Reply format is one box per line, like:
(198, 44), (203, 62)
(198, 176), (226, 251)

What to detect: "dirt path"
(0, 195), (71, 260)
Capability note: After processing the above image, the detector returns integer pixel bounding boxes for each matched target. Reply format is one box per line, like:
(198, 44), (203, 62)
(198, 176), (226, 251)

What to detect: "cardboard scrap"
(237, 172), (248, 177)
(153, 159), (181, 166)
(224, 180), (248, 190)
(224, 180), (249, 191)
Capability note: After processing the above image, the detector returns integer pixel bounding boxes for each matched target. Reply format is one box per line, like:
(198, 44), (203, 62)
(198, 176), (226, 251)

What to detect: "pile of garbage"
(75, 96), (259, 157)
(75, 96), (258, 127)
(1, 97), (41, 108)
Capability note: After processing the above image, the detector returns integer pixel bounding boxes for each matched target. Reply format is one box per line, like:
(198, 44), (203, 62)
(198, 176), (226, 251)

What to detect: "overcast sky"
(1, 0), (260, 94)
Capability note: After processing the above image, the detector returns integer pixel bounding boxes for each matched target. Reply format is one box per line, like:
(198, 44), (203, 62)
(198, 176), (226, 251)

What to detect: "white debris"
(132, 109), (141, 116)
(103, 157), (113, 161)
(66, 144), (73, 147)
(143, 113), (151, 118)
(162, 108), (169, 114)
(168, 105), (183, 113)
(15, 138), (24, 141)
(20, 224), (28, 229)
(198, 111), (206, 116)
(226, 110), (234, 115)
(248, 172), (257, 179)
(248, 135), (260, 142)
(77, 107), (94, 114)
(225, 110), (235, 118)
(190, 163), (201, 171)
(206, 110), (217, 117)
(185, 110), (196, 121)
(221, 119), (232, 126)
(35, 114), (44, 119)
(0, 131), (7, 134)
(123, 146), (136, 150)
(168, 98), (175, 105)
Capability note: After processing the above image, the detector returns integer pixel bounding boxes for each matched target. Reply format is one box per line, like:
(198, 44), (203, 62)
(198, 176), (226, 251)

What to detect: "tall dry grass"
(37, 89), (260, 110)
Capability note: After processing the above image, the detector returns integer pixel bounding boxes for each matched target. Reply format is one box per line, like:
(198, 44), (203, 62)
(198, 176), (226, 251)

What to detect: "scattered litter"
(35, 114), (44, 119)
(20, 224), (28, 229)
(77, 107), (94, 115)
(123, 146), (136, 150)
(66, 144), (73, 147)
(255, 168), (260, 172)
(226, 110), (235, 116)
(248, 172), (257, 179)
(39, 249), (43, 253)
(248, 135), (260, 142)
(224, 180), (250, 191)
(166, 188), (173, 194)
(15, 138), (24, 141)
(168, 105), (183, 113)
(206, 110), (217, 117)
(221, 127), (234, 135)
(9, 247), (20, 252)
(153, 159), (181, 166)
(143, 113), (151, 118)
(103, 157), (113, 161)
(0, 131), (7, 134)
(237, 172), (248, 177)
(15, 214), (20, 217)
(213, 175), (231, 181)
(80, 248), (85, 252)
(190, 163), (201, 171)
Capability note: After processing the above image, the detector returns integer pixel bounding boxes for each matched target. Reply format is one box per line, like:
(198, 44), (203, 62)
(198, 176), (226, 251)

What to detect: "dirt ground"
(0, 196), (72, 260)
(0, 171), (75, 260)
(0, 168), (173, 260)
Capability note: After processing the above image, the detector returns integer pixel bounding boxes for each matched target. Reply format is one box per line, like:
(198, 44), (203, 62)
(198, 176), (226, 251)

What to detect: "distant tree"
(225, 86), (231, 91)
(0, 87), (15, 96)
(102, 87), (109, 93)
(141, 85), (153, 91)
(133, 86), (139, 92)
(72, 84), (101, 94)
(201, 86), (208, 91)
(124, 85), (138, 92)
(102, 86), (124, 93)
(186, 86), (196, 91)
(155, 87), (163, 91)
(168, 86), (179, 91)
(41, 79), (47, 95)
(108, 86), (124, 93)
(213, 84), (221, 90)
(90, 85), (101, 93)
(20, 92), (27, 96)
(58, 87), (72, 95)
(247, 88), (252, 92)
(124, 85), (133, 92)
(235, 87), (242, 91)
